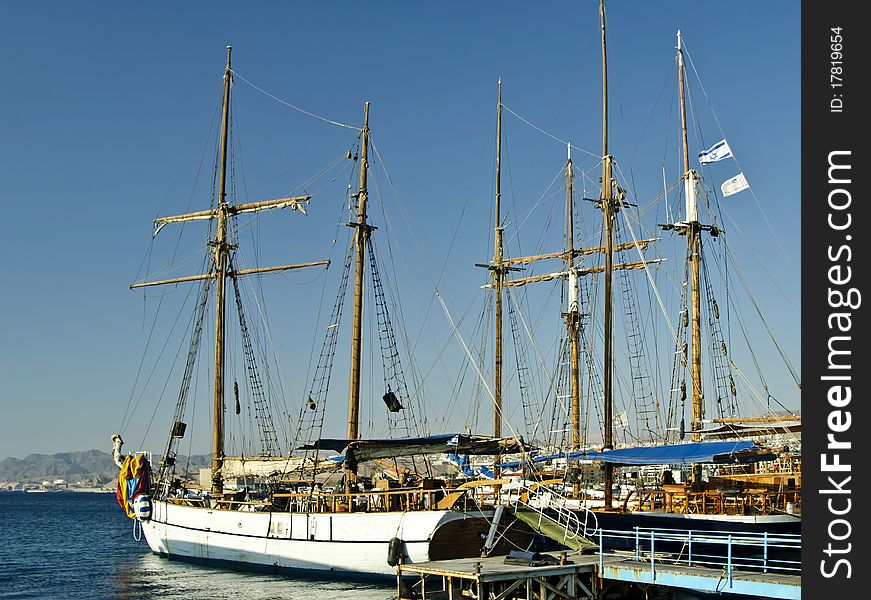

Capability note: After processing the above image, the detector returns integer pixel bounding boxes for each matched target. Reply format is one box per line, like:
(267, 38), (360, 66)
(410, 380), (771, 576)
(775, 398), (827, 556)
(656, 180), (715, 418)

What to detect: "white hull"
(142, 500), (488, 576)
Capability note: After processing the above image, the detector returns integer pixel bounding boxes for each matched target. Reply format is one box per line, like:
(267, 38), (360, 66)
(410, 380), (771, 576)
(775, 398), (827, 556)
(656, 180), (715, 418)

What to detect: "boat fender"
(133, 495), (152, 521)
(387, 537), (404, 566)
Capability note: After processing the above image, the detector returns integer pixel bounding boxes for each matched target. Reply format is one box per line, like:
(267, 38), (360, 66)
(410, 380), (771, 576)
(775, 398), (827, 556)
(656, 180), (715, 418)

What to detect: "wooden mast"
(494, 80), (504, 444)
(477, 8), (659, 504)
(677, 30), (705, 487)
(477, 60), (659, 506)
(131, 48), (322, 498)
(493, 80), (505, 490)
(565, 145), (582, 498)
(483, 3), (661, 506)
(599, 0), (616, 511)
(347, 102), (371, 490)
(211, 45), (233, 497)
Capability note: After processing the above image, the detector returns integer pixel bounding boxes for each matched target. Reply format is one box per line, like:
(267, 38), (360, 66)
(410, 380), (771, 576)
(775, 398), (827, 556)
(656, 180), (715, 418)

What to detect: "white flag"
(698, 139), (733, 164)
(721, 172), (749, 197)
(615, 411), (629, 429)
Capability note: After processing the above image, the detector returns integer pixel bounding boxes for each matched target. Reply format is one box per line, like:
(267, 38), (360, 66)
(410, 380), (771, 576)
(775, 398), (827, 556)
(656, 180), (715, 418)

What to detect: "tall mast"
(678, 31), (705, 484)
(136, 47), (319, 498)
(678, 32), (690, 177)
(566, 146), (582, 498)
(344, 102), (370, 494)
(211, 45), (233, 497)
(494, 80), (504, 444)
(566, 147), (580, 450)
(348, 103), (371, 445)
(599, 0), (616, 511)
(492, 80), (505, 491)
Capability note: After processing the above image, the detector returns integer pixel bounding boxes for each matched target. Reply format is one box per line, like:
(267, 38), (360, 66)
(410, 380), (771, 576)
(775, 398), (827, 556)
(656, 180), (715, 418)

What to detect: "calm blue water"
(0, 492), (393, 600)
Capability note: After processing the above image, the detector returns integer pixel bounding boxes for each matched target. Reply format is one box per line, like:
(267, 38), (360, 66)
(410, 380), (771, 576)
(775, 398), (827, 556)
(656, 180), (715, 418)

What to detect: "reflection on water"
(111, 553), (394, 600)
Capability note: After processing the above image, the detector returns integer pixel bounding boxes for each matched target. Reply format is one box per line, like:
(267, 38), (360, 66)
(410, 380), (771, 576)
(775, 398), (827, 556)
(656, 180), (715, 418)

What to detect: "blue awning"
(499, 442), (775, 468)
(584, 441), (774, 465)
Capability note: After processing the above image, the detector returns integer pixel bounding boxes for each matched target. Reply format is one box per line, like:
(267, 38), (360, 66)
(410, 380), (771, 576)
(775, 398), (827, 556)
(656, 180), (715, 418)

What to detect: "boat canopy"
(298, 433), (530, 463)
(591, 441), (776, 465)
(500, 440), (776, 468)
(563, 441), (775, 465)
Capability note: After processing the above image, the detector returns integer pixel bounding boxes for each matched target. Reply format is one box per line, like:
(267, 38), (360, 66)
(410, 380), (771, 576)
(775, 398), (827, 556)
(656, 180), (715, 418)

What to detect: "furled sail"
(299, 433), (530, 463)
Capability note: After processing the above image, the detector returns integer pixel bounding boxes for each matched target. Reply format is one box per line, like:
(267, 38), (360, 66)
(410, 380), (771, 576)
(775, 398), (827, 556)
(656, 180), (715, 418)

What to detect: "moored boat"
(113, 46), (534, 577)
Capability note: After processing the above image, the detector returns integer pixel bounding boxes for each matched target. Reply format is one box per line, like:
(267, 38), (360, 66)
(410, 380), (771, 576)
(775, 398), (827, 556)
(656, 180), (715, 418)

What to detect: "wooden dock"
(398, 552), (600, 600)
(397, 550), (801, 599)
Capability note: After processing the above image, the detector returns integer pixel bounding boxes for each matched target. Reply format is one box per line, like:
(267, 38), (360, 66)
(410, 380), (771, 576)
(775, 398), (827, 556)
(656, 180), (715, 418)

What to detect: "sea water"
(0, 492), (393, 600)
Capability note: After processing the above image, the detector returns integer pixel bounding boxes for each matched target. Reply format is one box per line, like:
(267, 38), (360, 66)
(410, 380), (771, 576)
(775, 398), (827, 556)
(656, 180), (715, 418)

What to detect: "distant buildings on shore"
(0, 479), (114, 492)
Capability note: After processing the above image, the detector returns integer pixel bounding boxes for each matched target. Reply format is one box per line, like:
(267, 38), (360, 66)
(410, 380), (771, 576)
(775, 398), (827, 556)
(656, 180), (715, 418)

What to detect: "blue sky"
(0, 1), (800, 458)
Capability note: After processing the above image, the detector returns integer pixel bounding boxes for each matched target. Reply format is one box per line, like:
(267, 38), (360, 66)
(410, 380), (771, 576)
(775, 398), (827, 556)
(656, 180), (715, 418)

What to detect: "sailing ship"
(113, 47), (535, 577)
(469, 0), (800, 543)
(575, 6), (800, 537)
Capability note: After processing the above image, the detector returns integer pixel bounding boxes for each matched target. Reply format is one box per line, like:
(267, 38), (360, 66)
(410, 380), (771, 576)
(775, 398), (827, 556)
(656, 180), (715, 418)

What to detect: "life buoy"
(133, 495), (152, 520)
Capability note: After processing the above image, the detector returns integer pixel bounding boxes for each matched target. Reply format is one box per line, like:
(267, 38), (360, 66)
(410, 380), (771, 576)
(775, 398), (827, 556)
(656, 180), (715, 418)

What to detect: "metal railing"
(516, 485), (599, 546)
(597, 526), (801, 577)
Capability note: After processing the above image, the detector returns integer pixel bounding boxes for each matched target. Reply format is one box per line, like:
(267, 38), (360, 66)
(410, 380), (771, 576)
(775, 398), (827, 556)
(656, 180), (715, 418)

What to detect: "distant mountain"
(0, 450), (210, 484)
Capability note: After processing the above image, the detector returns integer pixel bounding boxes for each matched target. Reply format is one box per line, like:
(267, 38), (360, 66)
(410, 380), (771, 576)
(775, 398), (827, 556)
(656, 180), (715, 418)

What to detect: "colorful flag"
(698, 139), (733, 164)
(721, 172), (749, 197)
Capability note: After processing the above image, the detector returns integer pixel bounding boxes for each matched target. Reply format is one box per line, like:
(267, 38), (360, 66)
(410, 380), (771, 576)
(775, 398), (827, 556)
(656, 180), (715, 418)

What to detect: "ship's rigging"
(123, 50), (433, 494)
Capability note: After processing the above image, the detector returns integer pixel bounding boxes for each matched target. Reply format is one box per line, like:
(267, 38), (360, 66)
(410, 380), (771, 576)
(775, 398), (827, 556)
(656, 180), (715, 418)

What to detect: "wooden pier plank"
(400, 551), (600, 582)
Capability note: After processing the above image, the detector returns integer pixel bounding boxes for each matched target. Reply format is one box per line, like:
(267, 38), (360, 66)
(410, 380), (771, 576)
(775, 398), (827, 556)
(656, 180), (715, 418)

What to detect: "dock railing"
(597, 526), (801, 577)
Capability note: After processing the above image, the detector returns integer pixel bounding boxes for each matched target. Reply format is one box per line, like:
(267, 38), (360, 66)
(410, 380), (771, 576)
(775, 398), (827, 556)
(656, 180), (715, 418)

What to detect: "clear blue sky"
(0, 1), (800, 458)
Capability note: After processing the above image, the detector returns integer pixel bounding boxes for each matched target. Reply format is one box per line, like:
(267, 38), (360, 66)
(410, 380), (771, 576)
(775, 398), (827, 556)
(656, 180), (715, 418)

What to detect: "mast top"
(599, 0), (609, 159)
(677, 30), (682, 50)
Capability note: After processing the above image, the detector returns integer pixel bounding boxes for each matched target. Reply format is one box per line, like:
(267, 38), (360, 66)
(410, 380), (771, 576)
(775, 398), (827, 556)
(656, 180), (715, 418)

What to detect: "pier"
(397, 527), (800, 599)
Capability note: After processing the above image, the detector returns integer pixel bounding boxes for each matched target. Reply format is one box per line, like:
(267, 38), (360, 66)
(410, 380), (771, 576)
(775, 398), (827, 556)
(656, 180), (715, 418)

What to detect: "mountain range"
(0, 450), (209, 485)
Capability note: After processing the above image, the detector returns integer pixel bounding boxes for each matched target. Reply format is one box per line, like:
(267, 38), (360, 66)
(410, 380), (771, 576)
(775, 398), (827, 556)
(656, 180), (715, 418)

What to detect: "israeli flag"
(698, 139), (733, 164)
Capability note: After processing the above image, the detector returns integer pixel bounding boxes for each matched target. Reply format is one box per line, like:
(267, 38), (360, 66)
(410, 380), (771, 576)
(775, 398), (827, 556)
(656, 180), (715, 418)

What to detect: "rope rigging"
(614, 217), (663, 442)
(366, 237), (420, 438)
(699, 249), (739, 420)
(292, 238), (355, 481)
(229, 69), (361, 131)
(548, 334), (571, 450)
(470, 290), (493, 435)
(505, 289), (542, 444)
(154, 275), (212, 496)
(576, 262), (605, 448)
(665, 251), (691, 442)
(229, 264), (281, 457)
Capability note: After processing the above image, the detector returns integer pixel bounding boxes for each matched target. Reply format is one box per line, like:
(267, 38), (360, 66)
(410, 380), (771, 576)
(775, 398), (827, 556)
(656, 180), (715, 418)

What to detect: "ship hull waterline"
(141, 500), (513, 577)
(590, 509), (801, 560)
